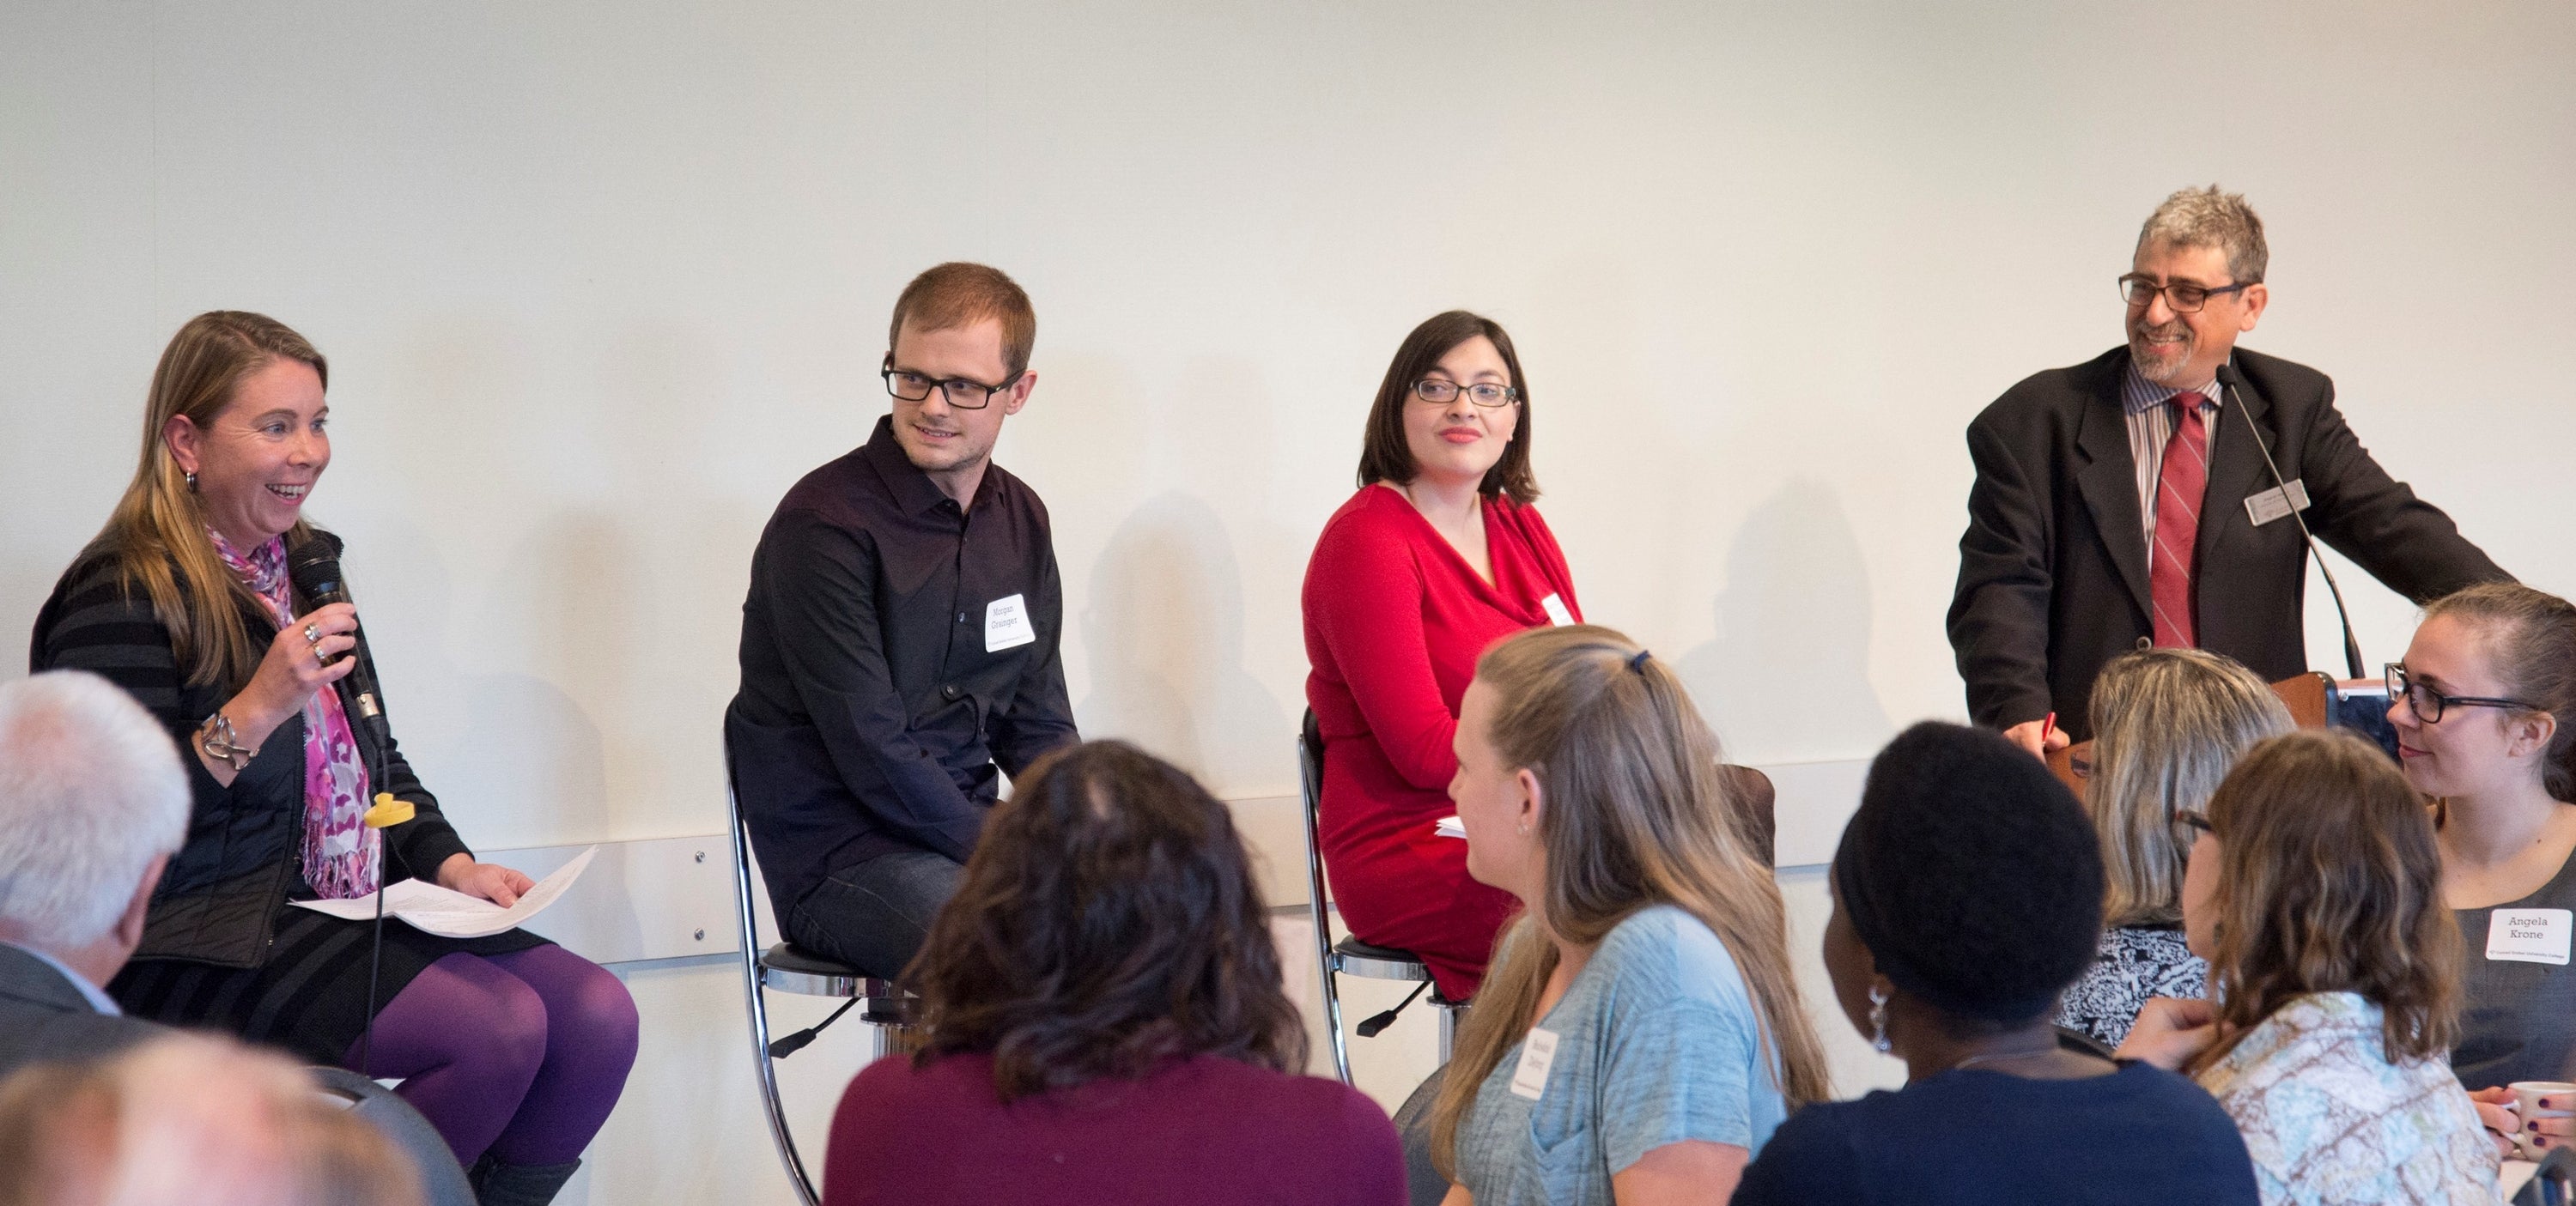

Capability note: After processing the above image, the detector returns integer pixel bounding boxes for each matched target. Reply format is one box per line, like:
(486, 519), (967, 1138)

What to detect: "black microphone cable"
(2214, 361), (2366, 679)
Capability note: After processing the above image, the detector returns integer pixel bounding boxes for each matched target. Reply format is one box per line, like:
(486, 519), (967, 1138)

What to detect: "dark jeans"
(786, 849), (965, 979)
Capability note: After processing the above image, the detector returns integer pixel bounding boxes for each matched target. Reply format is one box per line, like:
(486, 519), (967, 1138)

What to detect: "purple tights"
(341, 946), (640, 1167)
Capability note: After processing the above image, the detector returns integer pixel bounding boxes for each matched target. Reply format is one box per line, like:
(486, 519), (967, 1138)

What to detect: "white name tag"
(1508, 1027), (1560, 1100)
(1540, 593), (1575, 627)
(984, 594), (1036, 653)
(2243, 479), (2312, 527)
(2488, 908), (2573, 966)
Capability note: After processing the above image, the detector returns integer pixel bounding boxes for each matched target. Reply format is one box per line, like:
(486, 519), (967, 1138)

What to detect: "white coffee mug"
(2509, 1081), (2576, 1160)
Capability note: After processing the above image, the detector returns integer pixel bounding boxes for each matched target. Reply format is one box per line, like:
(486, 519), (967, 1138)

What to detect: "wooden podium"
(2044, 672), (2384, 797)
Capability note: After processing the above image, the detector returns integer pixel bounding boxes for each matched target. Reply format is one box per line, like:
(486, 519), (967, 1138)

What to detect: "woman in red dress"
(1301, 311), (1581, 1001)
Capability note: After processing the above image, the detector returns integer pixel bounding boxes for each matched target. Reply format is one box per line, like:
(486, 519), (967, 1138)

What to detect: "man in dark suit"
(1949, 186), (2508, 754)
(0, 670), (188, 1077)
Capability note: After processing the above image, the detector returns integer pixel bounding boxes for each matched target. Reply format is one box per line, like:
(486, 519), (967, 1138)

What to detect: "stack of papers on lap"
(291, 845), (597, 939)
(1435, 815), (1466, 839)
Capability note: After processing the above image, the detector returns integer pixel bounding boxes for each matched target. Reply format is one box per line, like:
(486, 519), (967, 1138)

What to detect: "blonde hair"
(0, 1034), (423, 1206)
(2193, 730), (2461, 1073)
(1428, 626), (1829, 1176)
(2086, 650), (2293, 927)
(82, 312), (327, 691)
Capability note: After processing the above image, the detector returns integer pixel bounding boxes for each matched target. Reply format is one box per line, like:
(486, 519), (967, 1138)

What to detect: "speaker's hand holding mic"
(216, 601), (361, 753)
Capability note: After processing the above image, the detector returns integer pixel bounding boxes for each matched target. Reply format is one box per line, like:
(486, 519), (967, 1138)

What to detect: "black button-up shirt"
(726, 415), (1075, 919)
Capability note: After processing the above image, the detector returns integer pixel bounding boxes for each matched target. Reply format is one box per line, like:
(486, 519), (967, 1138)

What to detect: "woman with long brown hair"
(2117, 730), (2494, 1201)
(1425, 625), (1823, 1206)
(823, 740), (1400, 1205)
(30, 312), (635, 1205)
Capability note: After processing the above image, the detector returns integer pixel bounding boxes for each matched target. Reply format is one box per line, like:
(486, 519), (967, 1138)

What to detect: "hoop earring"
(184, 470), (198, 493)
(1868, 985), (1892, 1052)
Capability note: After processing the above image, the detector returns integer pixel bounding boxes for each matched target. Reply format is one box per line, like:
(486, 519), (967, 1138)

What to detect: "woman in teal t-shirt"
(1425, 625), (1828, 1206)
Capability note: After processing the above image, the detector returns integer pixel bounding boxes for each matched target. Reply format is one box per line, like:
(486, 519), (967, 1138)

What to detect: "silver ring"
(310, 641), (325, 665)
(304, 623), (321, 644)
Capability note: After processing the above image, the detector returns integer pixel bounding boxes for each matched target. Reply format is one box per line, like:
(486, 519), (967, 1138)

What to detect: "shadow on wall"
(351, 516), (612, 851)
(1676, 477), (1894, 766)
(1076, 491), (1289, 784)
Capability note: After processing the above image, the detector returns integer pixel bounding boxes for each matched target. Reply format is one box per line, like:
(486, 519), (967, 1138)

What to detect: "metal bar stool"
(726, 754), (908, 1206)
(1298, 710), (1463, 1086)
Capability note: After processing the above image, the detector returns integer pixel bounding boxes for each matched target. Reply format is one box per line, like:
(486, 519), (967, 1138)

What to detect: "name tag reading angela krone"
(2488, 908), (2573, 966)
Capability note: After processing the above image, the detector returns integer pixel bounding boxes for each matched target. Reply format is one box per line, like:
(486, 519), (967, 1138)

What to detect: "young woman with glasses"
(2386, 582), (2576, 1156)
(1299, 311), (1579, 1003)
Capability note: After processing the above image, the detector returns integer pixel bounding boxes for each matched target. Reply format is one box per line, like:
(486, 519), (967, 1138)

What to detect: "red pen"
(2040, 712), (2057, 745)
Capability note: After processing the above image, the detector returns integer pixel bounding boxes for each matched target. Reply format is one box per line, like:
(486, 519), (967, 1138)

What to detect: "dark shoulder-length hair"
(1354, 310), (1538, 506)
(2194, 729), (2461, 1072)
(907, 740), (1307, 1100)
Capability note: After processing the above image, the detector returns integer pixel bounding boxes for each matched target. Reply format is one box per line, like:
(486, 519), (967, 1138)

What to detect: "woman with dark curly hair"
(821, 740), (1402, 1206)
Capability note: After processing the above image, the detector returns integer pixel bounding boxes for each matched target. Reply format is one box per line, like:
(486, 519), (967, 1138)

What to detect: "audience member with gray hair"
(1948, 184), (2506, 760)
(0, 670), (190, 1075)
(0, 671), (472, 1205)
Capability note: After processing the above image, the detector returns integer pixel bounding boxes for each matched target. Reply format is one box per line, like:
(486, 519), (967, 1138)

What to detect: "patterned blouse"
(2195, 992), (2498, 1206)
(2055, 924), (2207, 1048)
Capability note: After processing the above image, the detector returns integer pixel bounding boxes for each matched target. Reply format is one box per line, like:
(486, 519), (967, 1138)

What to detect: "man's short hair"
(0, 672), (189, 949)
(2136, 185), (2269, 284)
(887, 262), (1037, 378)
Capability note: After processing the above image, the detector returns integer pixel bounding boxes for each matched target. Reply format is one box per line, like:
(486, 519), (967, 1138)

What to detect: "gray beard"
(2129, 332), (2193, 385)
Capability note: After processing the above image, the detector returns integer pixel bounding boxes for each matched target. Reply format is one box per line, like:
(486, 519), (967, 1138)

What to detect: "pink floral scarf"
(210, 531), (380, 899)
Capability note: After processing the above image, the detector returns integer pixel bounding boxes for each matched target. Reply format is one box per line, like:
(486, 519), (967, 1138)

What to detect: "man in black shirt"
(727, 263), (1077, 978)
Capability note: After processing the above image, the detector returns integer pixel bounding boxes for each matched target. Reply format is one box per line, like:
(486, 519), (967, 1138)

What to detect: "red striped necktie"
(2150, 392), (2209, 647)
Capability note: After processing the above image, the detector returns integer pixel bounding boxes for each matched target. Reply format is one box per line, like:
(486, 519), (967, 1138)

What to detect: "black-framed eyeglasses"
(2118, 274), (2251, 313)
(1411, 379), (1520, 408)
(881, 355), (1024, 410)
(2171, 808), (2215, 849)
(2385, 663), (2537, 724)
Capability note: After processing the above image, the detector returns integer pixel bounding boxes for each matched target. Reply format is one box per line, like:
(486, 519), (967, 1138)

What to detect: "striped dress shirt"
(2121, 360), (2221, 550)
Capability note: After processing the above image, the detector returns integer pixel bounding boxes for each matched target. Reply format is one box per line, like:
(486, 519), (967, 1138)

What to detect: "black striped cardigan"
(28, 536), (472, 968)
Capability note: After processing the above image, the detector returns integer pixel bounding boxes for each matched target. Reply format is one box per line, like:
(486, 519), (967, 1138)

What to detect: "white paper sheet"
(1436, 815), (1465, 839)
(291, 845), (597, 939)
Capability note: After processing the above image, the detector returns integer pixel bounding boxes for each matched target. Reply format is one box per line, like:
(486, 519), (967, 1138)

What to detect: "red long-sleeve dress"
(1301, 485), (1582, 999)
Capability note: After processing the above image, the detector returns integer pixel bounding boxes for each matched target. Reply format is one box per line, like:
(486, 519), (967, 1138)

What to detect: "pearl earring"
(1868, 985), (1892, 1052)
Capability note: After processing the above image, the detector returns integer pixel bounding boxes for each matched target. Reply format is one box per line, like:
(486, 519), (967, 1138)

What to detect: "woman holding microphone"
(1302, 311), (1579, 1002)
(31, 312), (636, 1205)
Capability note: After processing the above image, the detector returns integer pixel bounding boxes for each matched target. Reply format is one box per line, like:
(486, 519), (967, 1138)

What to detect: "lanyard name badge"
(1509, 1027), (1560, 1100)
(2487, 908), (2573, 967)
(985, 593), (1036, 652)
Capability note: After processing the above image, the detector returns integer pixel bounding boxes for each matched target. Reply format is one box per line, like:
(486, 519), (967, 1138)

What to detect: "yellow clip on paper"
(364, 792), (415, 829)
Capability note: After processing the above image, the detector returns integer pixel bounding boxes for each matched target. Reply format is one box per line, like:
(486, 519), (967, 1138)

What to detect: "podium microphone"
(2214, 361), (2365, 680)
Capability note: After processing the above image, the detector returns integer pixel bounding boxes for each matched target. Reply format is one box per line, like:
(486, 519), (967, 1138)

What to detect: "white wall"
(5, 3), (2572, 1202)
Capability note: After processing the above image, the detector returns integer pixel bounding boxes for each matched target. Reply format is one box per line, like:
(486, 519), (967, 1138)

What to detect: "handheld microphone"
(2214, 361), (2366, 679)
(284, 535), (409, 1080)
(285, 538), (390, 741)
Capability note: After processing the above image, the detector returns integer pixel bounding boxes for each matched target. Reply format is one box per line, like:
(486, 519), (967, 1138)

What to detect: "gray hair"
(0, 671), (190, 949)
(2085, 649), (2294, 927)
(2137, 185), (2269, 284)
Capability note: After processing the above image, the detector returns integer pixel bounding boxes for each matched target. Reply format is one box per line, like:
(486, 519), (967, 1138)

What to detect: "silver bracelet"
(198, 711), (257, 772)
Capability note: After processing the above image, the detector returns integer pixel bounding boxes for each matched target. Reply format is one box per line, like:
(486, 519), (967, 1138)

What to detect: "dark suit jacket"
(1947, 346), (2508, 740)
(0, 942), (163, 1080)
